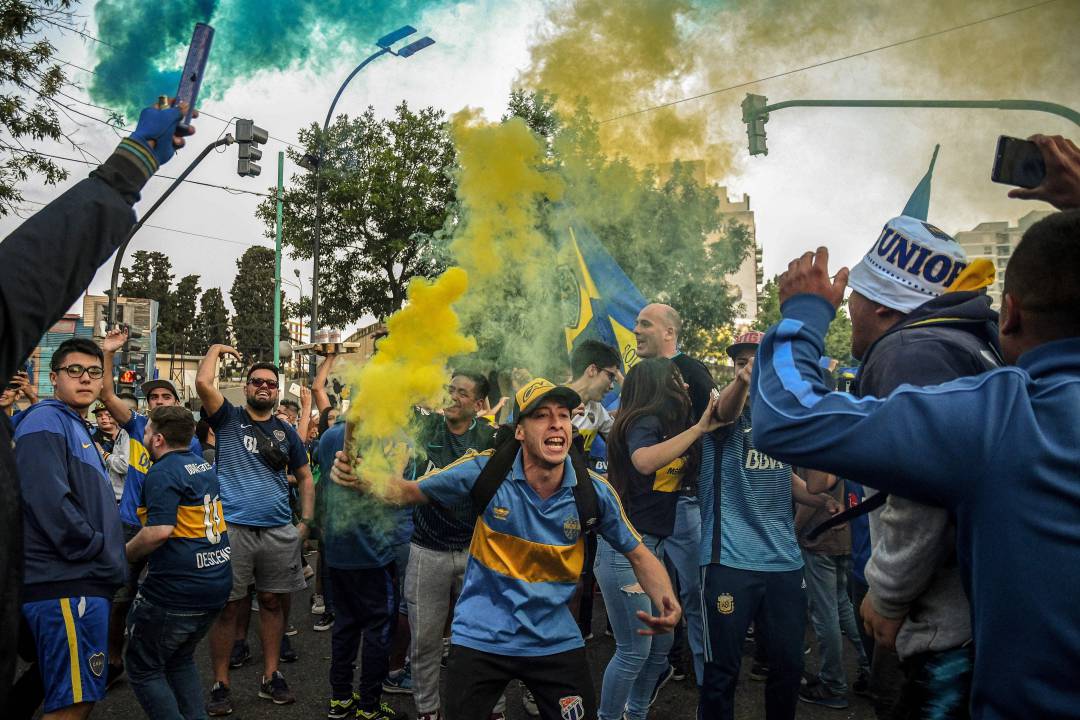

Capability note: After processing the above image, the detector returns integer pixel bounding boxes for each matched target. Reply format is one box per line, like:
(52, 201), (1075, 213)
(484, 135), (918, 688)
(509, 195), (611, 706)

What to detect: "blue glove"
(129, 106), (184, 166)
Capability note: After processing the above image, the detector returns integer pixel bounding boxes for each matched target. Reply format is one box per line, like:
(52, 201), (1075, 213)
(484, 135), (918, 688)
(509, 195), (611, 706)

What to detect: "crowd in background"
(2, 103), (1080, 720)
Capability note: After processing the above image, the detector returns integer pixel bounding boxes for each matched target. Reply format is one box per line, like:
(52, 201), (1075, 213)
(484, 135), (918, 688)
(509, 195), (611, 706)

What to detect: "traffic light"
(115, 324), (143, 391)
(117, 325), (143, 367)
(742, 94), (769, 156)
(236, 118), (268, 177)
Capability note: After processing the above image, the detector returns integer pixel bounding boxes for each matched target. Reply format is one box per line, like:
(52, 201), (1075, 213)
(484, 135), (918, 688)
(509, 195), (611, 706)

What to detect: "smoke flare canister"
(175, 23), (214, 129)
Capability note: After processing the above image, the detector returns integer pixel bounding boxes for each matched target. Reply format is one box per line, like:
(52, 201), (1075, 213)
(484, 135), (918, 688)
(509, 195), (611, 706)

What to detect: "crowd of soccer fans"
(2, 102), (1079, 720)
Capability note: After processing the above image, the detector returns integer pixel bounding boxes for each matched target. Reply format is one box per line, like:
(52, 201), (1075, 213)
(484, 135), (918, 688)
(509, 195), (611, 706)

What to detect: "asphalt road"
(86, 575), (876, 720)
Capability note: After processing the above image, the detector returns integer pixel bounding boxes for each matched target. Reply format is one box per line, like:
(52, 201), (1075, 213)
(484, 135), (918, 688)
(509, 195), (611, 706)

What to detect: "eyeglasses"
(601, 368), (618, 382)
(248, 378), (279, 389)
(446, 385), (474, 400)
(56, 364), (104, 380)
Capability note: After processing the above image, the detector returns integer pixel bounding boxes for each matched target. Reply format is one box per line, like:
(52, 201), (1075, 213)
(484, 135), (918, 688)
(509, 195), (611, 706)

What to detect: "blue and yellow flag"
(562, 222), (647, 370)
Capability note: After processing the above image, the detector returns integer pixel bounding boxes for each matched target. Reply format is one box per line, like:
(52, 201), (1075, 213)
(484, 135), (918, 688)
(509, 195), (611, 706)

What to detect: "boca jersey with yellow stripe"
(418, 449), (641, 656)
(136, 449), (231, 610)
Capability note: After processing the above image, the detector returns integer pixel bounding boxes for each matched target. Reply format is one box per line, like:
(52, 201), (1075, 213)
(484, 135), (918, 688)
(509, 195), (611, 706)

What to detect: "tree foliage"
(0, 1), (123, 217)
(257, 101), (456, 327)
(118, 249), (173, 304)
(229, 246), (287, 362)
(193, 287), (230, 354)
(158, 274), (200, 354)
(754, 276), (855, 364)
(505, 93), (751, 361)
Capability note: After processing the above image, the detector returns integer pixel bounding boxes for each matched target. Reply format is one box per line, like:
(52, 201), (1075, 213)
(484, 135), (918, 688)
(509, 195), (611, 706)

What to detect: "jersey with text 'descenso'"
(136, 449), (231, 609)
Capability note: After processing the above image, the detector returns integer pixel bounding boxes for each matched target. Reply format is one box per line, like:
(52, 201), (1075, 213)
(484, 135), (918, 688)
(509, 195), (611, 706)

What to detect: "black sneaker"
(799, 683), (849, 709)
(207, 681), (233, 716)
(259, 671), (296, 705)
(105, 662), (125, 691)
(749, 662), (769, 681)
(670, 662), (687, 682)
(280, 635), (299, 663)
(853, 668), (871, 697)
(327, 692), (359, 719)
(357, 702), (399, 719)
(228, 639), (251, 668)
(314, 612), (335, 632)
(649, 664), (675, 707)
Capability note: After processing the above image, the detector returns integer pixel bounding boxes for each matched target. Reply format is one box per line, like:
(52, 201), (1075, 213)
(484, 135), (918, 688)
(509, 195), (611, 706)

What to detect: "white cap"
(847, 215), (968, 314)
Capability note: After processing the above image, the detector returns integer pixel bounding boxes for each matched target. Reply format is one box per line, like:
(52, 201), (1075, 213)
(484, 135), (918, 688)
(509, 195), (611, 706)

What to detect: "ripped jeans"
(595, 534), (673, 720)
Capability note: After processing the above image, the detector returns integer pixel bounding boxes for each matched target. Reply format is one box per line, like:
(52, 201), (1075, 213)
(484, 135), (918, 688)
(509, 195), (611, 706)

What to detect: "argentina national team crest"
(717, 593), (735, 615)
(563, 516), (581, 541)
(559, 695), (585, 720)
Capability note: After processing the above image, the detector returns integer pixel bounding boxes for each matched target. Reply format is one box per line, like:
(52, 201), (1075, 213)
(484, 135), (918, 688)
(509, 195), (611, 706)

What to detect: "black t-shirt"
(671, 353), (714, 497)
(410, 412), (496, 552)
(671, 353), (716, 418)
(618, 416), (688, 538)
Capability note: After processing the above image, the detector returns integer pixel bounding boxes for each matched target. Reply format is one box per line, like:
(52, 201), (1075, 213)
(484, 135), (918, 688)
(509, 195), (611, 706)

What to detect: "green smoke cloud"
(89, 0), (452, 118)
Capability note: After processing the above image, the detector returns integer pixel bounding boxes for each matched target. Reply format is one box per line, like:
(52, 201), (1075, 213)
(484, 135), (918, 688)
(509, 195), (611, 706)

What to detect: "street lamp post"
(307, 25), (435, 374)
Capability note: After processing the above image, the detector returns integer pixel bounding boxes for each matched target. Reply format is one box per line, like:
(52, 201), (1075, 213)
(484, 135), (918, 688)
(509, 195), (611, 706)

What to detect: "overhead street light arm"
(308, 26), (435, 377)
(742, 95), (1080, 156)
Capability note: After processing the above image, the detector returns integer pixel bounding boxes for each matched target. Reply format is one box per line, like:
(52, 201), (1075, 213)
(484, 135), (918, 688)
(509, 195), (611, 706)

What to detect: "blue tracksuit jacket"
(13, 399), (127, 602)
(751, 293), (1080, 720)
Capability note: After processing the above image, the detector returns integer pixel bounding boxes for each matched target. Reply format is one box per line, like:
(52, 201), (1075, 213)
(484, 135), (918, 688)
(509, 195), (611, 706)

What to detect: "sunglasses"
(248, 378), (279, 389)
(56, 364), (104, 380)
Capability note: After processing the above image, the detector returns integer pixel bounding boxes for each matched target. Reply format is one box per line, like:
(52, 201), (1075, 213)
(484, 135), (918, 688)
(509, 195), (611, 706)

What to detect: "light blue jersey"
(700, 409), (801, 571)
(419, 449), (640, 656)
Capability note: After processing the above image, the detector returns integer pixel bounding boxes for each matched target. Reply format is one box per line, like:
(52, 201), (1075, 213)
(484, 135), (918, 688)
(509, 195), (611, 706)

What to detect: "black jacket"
(855, 291), (1002, 399)
(0, 146), (149, 705)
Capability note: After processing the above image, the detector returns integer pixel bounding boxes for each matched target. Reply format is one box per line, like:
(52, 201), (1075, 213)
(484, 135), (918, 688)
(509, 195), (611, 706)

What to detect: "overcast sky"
(2, 0), (1075, 331)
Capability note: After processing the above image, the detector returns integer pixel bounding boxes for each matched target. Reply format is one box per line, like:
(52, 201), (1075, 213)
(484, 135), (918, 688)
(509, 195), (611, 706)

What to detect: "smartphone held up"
(992, 135), (1046, 189)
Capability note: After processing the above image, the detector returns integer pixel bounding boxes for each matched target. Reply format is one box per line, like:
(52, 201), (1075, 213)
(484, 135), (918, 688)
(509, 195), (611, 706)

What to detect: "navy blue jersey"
(206, 399), (308, 527)
(137, 449), (231, 609)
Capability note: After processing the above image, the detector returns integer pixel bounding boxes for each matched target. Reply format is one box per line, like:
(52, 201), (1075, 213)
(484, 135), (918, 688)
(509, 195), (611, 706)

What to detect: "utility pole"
(273, 150), (284, 367)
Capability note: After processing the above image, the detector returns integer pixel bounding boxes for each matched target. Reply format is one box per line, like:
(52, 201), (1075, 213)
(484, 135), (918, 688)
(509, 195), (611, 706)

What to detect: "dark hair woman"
(596, 357), (721, 720)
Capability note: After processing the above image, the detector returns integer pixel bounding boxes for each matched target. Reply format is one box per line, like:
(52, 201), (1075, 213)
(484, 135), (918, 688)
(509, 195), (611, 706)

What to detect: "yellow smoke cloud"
(345, 112), (564, 491)
(450, 109), (564, 284)
(448, 110), (567, 372)
(522, 0), (706, 168)
(345, 267), (476, 491)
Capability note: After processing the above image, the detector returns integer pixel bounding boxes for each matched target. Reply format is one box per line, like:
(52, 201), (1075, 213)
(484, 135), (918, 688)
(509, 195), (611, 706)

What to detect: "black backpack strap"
(569, 445), (599, 534)
(470, 426), (519, 519)
(806, 490), (887, 540)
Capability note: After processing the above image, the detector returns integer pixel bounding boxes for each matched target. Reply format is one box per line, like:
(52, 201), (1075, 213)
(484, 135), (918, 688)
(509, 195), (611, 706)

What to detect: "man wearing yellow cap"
(333, 378), (681, 720)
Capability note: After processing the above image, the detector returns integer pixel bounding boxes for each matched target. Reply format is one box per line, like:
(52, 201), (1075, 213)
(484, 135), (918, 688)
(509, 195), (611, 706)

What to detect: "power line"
(599, 0), (1062, 124)
(16, 197), (276, 249)
(0, 144), (276, 199)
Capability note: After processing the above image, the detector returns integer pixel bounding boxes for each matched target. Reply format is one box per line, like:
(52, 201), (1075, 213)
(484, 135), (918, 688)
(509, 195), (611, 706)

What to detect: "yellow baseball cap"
(514, 378), (581, 422)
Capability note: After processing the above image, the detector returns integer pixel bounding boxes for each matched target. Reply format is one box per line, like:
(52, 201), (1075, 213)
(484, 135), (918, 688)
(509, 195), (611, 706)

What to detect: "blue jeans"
(125, 594), (220, 720)
(665, 494), (704, 684)
(595, 535), (673, 720)
(802, 551), (870, 695)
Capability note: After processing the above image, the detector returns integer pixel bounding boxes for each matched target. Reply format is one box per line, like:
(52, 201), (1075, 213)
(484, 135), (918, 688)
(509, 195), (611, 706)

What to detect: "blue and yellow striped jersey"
(136, 449), (231, 610)
(418, 449), (641, 656)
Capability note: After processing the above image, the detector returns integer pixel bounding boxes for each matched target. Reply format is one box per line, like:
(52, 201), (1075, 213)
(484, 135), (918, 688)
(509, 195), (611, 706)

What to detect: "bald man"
(633, 303), (714, 687)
